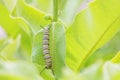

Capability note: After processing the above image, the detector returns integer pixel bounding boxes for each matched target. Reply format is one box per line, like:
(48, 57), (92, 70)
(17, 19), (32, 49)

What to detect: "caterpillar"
(43, 27), (52, 69)
(32, 23), (66, 78)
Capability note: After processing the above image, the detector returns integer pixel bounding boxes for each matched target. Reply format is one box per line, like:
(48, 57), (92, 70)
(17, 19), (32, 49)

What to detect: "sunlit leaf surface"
(84, 31), (120, 67)
(49, 23), (66, 78)
(0, 0), (120, 79)
(111, 51), (120, 63)
(0, 60), (43, 80)
(0, 1), (32, 61)
(11, 0), (50, 34)
(0, 36), (20, 60)
(66, 0), (120, 72)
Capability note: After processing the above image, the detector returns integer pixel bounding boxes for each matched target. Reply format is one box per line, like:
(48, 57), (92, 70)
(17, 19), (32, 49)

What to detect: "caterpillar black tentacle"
(43, 27), (52, 69)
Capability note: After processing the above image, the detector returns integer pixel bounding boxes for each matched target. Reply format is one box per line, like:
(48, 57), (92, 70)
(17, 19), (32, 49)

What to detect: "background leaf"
(24, 0), (90, 26)
(102, 62), (120, 80)
(111, 51), (120, 63)
(0, 36), (20, 60)
(0, 2), (32, 61)
(2, 0), (17, 12)
(66, 0), (120, 72)
(59, 0), (90, 26)
(11, 0), (50, 34)
(84, 31), (120, 67)
(29, 0), (53, 14)
(0, 60), (43, 80)
(1, 0), (120, 80)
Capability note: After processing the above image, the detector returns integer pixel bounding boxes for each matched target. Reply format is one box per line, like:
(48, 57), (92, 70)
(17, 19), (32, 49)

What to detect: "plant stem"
(53, 0), (58, 22)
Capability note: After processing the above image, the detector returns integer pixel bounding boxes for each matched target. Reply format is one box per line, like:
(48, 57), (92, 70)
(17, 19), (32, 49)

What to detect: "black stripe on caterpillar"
(43, 27), (52, 69)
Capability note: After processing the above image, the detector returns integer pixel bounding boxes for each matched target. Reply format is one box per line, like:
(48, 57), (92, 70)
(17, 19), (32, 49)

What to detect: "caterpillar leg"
(40, 66), (46, 74)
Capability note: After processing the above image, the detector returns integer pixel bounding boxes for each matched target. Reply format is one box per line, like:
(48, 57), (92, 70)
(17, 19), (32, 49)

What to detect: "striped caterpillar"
(43, 27), (52, 69)
(32, 22), (66, 79)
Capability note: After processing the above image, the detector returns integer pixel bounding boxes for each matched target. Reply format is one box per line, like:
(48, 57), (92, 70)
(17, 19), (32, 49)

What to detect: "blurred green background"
(0, 0), (120, 80)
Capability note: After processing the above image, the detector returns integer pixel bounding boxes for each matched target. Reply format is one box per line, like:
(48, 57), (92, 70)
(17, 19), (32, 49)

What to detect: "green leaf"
(24, 0), (32, 4)
(111, 51), (120, 63)
(29, 0), (52, 14)
(66, 0), (120, 72)
(80, 61), (120, 80)
(10, 17), (33, 61)
(0, 2), (32, 61)
(2, 0), (17, 12)
(32, 29), (46, 67)
(0, 74), (27, 80)
(0, 60), (43, 80)
(0, 39), (9, 52)
(11, 17), (32, 37)
(102, 62), (120, 80)
(0, 3), (20, 37)
(61, 61), (120, 80)
(0, 36), (20, 60)
(60, 68), (84, 80)
(34, 64), (55, 80)
(84, 31), (120, 67)
(59, 0), (85, 26)
(60, 61), (103, 80)
(11, 0), (50, 34)
(80, 61), (103, 80)
(24, 0), (87, 26)
(50, 22), (66, 78)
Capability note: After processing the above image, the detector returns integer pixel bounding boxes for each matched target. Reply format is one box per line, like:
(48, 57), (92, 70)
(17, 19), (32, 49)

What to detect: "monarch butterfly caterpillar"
(43, 27), (52, 69)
